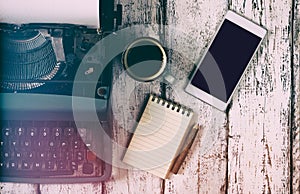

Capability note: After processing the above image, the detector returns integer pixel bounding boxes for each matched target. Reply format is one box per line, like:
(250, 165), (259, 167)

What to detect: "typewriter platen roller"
(0, 0), (122, 183)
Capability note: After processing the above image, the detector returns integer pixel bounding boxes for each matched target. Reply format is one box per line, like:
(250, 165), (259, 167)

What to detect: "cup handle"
(162, 72), (176, 85)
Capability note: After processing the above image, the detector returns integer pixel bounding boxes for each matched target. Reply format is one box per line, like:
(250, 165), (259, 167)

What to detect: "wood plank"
(0, 183), (38, 193)
(227, 0), (293, 193)
(103, 0), (165, 193)
(292, 0), (300, 193)
(163, 1), (228, 193)
(121, 0), (161, 26)
(39, 184), (103, 194)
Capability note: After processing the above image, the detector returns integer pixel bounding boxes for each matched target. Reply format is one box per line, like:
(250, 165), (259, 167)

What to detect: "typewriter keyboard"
(0, 120), (109, 182)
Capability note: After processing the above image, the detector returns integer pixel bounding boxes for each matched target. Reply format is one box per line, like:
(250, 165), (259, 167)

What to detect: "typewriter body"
(0, 0), (122, 183)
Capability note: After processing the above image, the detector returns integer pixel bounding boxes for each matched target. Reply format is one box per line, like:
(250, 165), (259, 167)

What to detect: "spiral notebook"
(122, 94), (197, 179)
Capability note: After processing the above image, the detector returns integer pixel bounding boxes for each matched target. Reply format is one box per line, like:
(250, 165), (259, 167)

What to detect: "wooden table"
(1, 0), (299, 193)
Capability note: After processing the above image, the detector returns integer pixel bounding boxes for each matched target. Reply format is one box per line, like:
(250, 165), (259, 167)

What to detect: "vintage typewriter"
(0, 0), (122, 183)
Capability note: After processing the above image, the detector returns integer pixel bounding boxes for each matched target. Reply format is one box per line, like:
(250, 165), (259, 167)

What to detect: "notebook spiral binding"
(150, 94), (192, 117)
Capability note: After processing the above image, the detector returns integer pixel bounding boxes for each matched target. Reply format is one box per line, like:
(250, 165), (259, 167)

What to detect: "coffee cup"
(122, 37), (167, 82)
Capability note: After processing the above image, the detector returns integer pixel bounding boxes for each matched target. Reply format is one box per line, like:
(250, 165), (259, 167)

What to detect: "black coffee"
(126, 41), (164, 79)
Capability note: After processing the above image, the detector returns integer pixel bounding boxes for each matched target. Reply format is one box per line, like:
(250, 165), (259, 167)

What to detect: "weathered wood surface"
(293, 0), (300, 193)
(227, 0), (294, 193)
(1, 0), (299, 193)
(162, 0), (229, 193)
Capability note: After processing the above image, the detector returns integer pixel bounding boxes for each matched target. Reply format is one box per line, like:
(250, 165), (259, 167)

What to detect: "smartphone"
(185, 10), (267, 111)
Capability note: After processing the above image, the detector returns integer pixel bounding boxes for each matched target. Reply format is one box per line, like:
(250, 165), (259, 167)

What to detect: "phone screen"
(190, 19), (262, 102)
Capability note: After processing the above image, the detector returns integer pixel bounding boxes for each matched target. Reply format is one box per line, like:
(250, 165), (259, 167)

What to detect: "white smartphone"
(185, 10), (267, 111)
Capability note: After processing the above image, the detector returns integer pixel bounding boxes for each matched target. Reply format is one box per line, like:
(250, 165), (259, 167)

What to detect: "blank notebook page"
(122, 94), (195, 179)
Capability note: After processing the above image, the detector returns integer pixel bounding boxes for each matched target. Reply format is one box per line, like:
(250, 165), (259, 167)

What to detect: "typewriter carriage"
(0, 0), (122, 97)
